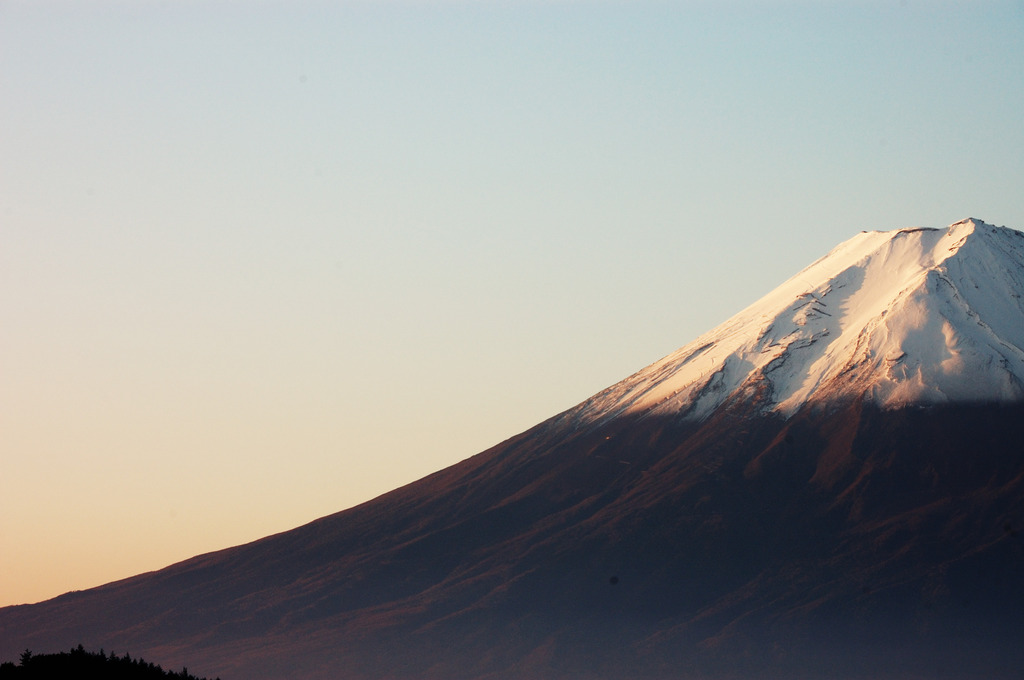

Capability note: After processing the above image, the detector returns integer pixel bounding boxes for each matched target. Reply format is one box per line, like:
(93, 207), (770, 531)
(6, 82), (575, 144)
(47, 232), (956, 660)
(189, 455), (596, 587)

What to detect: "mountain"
(3, 219), (1024, 679)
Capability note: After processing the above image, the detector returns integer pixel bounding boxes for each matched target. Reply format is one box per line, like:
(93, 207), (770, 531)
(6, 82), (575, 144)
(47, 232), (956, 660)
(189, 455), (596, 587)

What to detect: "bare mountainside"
(3, 219), (1023, 679)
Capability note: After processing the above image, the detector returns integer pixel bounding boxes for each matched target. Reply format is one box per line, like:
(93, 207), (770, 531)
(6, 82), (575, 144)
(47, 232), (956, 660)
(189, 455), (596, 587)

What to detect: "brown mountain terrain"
(3, 399), (1023, 679)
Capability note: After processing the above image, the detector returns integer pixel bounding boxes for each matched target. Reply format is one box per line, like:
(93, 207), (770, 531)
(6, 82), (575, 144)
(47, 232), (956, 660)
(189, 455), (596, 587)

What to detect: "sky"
(2, 0), (1023, 608)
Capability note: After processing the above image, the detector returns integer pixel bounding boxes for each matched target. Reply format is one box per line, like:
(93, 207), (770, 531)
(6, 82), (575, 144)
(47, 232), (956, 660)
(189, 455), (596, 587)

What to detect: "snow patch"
(570, 219), (1024, 426)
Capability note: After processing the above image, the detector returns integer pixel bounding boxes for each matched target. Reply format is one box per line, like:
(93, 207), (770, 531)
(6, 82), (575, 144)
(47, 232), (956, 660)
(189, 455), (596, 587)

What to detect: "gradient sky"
(2, 0), (1023, 607)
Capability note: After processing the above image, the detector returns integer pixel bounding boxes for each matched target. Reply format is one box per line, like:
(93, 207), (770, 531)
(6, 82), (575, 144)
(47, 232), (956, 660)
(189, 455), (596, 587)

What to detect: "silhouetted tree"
(0, 646), (220, 680)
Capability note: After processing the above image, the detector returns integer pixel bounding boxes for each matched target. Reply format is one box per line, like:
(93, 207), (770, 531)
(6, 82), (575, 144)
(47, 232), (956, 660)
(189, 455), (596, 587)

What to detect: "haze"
(2, 0), (1023, 607)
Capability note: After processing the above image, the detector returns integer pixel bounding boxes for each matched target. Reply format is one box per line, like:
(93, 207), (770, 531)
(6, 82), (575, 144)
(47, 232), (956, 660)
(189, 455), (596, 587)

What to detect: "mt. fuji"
(2, 220), (1023, 680)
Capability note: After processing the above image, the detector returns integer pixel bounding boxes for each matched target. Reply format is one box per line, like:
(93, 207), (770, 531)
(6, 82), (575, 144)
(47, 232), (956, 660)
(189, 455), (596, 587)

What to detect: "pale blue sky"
(2, 0), (1023, 606)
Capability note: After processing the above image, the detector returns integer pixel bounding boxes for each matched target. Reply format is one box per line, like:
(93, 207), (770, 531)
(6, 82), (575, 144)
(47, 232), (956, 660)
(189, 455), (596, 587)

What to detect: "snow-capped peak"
(573, 219), (1024, 425)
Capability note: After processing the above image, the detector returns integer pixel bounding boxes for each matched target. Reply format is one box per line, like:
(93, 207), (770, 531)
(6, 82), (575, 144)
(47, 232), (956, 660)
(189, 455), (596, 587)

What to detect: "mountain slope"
(2, 219), (1023, 680)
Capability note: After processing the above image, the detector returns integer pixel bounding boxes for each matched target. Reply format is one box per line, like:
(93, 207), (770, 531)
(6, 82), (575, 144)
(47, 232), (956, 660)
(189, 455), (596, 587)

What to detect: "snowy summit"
(574, 219), (1024, 424)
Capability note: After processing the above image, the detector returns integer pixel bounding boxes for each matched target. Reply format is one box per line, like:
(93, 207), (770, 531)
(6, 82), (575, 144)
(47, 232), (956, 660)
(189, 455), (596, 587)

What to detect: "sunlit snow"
(569, 219), (1024, 426)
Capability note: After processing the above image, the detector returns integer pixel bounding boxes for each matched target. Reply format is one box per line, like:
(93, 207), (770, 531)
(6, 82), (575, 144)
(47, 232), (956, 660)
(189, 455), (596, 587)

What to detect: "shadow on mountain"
(2, 401), (1023, 679)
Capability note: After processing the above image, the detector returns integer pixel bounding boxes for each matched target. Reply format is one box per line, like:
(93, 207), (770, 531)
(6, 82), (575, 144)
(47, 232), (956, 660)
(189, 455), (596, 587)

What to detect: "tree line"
(0, 645), (219, 680)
